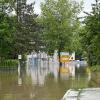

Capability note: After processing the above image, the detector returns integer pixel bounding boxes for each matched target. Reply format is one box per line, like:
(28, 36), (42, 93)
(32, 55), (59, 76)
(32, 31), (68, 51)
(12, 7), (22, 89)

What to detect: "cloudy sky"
(27, 0), (95, 16)
(27, 0), (41, 14)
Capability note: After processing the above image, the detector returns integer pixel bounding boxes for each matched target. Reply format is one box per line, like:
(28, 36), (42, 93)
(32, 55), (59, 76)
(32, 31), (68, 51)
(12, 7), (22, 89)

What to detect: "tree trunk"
(58, 49), (62, 77)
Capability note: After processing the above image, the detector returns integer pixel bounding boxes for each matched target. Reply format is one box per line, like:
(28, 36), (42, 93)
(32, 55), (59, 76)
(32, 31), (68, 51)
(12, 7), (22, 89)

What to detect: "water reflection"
(88, 72), (100, 87)
(0, 59), (100, 100)
(27, 58), (77, 85)
(18, 60), (22, 86)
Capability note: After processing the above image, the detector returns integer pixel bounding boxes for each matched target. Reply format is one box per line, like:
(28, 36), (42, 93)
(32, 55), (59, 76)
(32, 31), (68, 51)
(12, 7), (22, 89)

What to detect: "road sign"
(18, 55), (22, 60)
(60, 55), (70, 62)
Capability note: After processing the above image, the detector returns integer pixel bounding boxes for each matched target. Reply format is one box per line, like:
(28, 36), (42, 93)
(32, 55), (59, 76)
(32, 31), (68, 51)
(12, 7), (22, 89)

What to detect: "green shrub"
(90, 65), (100, 72)
(0, 59), (18, 67)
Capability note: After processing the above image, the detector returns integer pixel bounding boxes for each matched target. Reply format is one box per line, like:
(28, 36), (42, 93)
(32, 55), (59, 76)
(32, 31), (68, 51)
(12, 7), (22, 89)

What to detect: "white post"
(18, 55), (22, 86)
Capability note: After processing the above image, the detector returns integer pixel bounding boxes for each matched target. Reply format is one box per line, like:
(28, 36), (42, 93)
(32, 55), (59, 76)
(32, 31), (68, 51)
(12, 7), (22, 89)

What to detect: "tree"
(40, 0), (81, 69)
(0, 12), (15, 59)
(14, 1), (42, 56)
(81, 0), (100, 66)
(0, 0), (43, 59)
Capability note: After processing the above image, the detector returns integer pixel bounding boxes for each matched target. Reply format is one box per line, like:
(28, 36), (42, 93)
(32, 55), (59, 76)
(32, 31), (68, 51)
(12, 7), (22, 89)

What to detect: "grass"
(0, 59), (18, 67)
(90, 65), (100, 72)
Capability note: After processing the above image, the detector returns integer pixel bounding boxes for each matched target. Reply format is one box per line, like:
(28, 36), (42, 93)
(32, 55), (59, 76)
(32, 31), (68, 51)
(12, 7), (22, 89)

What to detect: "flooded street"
(0, 0), (99, 99)
(0, 59), (100, 100)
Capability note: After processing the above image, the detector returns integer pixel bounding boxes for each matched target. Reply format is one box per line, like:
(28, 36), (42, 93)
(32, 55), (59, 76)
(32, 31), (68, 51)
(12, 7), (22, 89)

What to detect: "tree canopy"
(0, 0), (42, 59)
(80, 0), (100, 65)
(0, 12), (15, 59)
(40, 0), (81, 55)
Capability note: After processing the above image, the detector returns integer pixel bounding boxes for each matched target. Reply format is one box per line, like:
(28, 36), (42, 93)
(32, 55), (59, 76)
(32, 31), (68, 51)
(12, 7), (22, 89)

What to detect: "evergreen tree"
(81, 0), (100, 65)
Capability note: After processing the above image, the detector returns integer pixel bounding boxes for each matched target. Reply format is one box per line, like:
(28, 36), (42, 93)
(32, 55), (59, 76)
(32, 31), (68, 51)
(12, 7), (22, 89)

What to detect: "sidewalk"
(62, 88), (100, 100)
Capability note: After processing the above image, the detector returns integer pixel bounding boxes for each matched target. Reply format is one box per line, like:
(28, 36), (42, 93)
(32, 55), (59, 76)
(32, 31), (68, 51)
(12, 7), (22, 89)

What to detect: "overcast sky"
(27, 0), (95, 16)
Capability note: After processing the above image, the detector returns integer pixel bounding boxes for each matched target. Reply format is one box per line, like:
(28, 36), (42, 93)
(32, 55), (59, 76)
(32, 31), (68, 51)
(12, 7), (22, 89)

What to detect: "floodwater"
(0, 59), (100, 100)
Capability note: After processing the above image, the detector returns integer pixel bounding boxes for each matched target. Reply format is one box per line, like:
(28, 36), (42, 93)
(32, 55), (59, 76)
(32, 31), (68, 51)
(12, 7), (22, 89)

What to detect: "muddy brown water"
(0, 61), (100, 100)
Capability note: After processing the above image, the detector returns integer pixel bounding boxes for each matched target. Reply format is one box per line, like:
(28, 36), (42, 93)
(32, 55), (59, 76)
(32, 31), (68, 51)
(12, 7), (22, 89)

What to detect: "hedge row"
(90, 65), (100, 72)
(0, 59), (18, 67)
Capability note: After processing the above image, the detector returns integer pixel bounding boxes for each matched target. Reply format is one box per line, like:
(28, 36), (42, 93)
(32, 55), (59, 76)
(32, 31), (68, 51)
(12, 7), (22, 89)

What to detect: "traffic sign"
(59, 55), (70, 62)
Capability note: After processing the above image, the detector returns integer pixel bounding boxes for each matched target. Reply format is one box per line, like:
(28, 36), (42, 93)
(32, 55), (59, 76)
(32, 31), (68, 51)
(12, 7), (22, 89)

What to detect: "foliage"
(0, 59), (18, 67)
(13, 1), (43, 55)
(80, 0), (100, 65)
(90, 65), (100, 72)
(0, 0), (43, 59)
(0, 12), (15, 59)
(40, 0), (81, 55)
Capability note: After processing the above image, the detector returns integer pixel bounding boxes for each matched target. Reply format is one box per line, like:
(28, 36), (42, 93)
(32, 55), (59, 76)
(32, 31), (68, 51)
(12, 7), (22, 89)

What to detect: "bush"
(0, 59), (18, 67)
(90, 65), (100, 72)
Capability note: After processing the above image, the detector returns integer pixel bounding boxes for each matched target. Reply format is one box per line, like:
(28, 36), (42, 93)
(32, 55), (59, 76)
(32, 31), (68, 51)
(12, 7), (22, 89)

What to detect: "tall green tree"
(0, 12), (15, 59)
(80, 0), (100, 66)
(14, 2), (42, 56)
(40, 0), (81, 66)
(0, 0), (43, 59)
